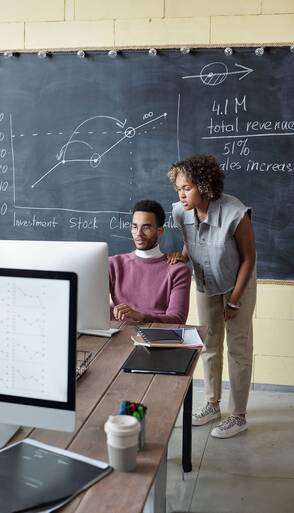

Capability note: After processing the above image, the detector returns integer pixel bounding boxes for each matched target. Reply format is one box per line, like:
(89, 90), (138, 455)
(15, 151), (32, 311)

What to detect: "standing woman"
(167, 155), (256, 438)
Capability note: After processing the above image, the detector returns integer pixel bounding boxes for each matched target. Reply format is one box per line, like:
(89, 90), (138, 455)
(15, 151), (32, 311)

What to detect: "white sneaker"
(211, 415), (247, 438)
(192, 402), (221, 426)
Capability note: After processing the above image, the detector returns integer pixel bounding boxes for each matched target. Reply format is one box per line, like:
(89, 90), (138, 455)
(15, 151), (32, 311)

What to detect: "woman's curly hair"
(167, 155), (224, 201)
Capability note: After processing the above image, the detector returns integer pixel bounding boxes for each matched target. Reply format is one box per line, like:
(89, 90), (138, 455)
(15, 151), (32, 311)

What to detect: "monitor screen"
(0, 240), (110, 333)
(0, 268), (77, 448)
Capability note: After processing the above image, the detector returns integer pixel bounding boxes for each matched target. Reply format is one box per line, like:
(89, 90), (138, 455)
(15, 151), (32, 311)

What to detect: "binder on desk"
(137, 327), (183, 343)
(132, 327), (204, 349)
(122, 346), (199, 375)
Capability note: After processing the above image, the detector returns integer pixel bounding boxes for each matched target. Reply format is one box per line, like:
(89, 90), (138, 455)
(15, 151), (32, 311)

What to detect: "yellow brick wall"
(0, 0), (293, 386)
(187, 283), (294, 387)
(1, 0), (294, 50)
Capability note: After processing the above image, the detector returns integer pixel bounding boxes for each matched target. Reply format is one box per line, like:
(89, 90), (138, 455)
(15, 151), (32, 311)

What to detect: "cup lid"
(104, 415), (140, 435)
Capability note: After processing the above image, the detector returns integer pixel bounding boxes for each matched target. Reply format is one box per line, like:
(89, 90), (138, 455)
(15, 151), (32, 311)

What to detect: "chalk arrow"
(56, 149), (63, 161)
(79, 115), (127, 128)
(116, 118), (127, 128)
(182, 63), (254, 81)
(234, 64), (254, 80)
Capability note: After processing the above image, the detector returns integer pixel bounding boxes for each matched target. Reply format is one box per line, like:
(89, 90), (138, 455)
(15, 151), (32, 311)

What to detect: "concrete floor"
(166, 385), (294, 513)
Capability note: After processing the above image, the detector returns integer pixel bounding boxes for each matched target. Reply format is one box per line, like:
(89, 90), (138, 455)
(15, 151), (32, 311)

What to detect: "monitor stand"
(0, 423), (20, 449)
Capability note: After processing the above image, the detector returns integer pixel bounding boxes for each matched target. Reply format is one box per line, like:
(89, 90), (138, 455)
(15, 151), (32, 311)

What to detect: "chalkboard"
(0, 47), (293, 280)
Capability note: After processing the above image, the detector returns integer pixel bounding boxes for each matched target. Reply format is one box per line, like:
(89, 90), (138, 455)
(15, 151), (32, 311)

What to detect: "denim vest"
(172, 194), (251, 296)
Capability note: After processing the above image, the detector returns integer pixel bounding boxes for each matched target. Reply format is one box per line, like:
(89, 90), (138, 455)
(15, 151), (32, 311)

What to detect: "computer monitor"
(0, 268), (77, 448)
(0, 240), (110, 334)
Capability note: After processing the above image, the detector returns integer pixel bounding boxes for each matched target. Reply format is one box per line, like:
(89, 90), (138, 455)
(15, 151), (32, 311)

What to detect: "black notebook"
(137, 327), (183, 343)
(122, 346), (198, 375)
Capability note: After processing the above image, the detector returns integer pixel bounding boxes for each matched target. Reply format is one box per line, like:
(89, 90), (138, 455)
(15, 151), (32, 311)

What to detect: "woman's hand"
(224, 305), (239, 322)
(166, 252), (188, 265)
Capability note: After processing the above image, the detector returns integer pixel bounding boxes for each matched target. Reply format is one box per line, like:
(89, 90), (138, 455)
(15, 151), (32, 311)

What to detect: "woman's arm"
(225, 213), (256, 320)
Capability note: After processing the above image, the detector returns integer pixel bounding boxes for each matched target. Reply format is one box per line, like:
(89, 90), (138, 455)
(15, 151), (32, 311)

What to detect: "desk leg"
(182, 380), (193, 473)
(143, 450), (167, 513)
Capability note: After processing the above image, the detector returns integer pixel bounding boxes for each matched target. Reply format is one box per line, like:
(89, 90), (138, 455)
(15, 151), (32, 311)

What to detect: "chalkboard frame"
(0, 47), (293, 283)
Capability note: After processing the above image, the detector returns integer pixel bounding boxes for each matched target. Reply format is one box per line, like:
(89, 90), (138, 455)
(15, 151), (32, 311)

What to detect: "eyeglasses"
(131, 224), (157, 235)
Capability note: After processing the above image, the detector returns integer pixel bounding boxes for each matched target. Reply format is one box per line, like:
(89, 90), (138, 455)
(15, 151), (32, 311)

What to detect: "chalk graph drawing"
(182, 62), (254, 86)
(30, 112), (168, 189)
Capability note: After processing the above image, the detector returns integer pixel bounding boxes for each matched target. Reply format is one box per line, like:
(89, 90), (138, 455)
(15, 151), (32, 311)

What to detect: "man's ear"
(157, 226), (164, 237)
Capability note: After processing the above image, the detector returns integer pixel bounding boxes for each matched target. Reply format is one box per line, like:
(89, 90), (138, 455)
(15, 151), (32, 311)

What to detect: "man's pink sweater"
(109, 252), (191, 324)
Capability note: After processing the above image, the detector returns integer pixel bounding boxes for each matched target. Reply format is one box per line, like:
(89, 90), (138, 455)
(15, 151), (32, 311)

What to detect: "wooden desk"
(12, 323), (206, 513)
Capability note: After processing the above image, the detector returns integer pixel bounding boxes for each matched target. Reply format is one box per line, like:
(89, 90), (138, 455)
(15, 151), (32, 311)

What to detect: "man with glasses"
(109, 199), (191, 323)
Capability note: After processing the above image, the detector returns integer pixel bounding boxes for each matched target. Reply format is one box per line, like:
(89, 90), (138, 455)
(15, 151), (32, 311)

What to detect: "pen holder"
(118, 401), (147, 451)
(138, 416), (145, 450)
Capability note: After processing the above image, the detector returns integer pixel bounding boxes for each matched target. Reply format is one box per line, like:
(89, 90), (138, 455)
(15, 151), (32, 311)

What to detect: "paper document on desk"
(79, 327), (120, 337)
(132, 327), (204, 349)
(0, 438), (112, 513)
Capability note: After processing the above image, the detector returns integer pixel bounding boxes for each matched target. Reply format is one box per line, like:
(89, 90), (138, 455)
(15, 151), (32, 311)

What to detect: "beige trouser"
(196, 272), (256, 415)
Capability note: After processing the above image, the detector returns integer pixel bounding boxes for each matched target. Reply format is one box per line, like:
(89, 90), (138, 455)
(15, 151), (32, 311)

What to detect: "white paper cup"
(107, 444), (138, 472)
(104, 415), (141, 471)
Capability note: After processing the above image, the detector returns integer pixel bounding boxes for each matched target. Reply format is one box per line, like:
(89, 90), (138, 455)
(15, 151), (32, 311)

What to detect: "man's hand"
(113, 303), (145, 322)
